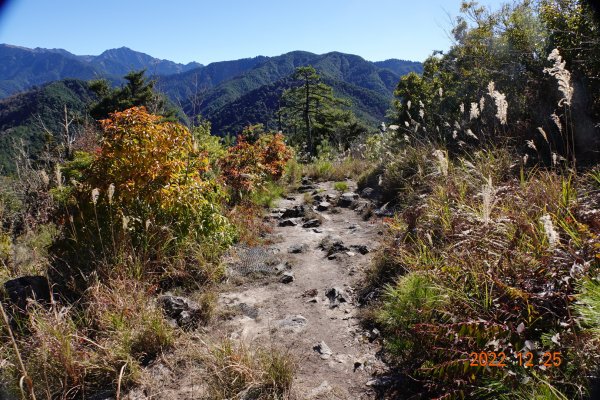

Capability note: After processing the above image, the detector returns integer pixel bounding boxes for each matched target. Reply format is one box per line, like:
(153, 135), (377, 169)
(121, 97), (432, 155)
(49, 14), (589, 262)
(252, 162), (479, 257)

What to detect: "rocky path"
(217, 180), (385, 399)
(130, 180), (385, 399)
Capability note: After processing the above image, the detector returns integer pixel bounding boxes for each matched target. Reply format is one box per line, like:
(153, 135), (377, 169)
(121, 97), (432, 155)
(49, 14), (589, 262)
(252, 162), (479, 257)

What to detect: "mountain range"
(0, 44), (423, 172)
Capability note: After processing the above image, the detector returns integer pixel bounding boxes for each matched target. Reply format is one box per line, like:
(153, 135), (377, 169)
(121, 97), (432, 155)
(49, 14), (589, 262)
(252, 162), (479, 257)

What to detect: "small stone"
(313, 341), (333, 359)
(279, 219), (298, 227)
(313, 228), (323, 233)
(277, 315), (307, 332)
(325, 287), (350, 308)
(281, 205), (305, 219)
(338, 192), (359, 208)
(302, 219), (322, 228)
(298, 184), (316, 192)
(354, 361), (364, 372)
(280, 272), (295, 284)
(4, 276), (51, 312)
(360, 187), (375, 198)
(288, 243), (307, 253)
(159, 294), (201, 329)
(316, 202), (331, 211)
(350, 244), (370, 255)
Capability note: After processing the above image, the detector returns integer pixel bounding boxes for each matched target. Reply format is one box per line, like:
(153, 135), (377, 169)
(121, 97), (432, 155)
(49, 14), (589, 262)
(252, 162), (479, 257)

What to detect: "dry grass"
(203, 338), (296, 400)
(363, 144), (600, 399)
(302, 157), (370, 182)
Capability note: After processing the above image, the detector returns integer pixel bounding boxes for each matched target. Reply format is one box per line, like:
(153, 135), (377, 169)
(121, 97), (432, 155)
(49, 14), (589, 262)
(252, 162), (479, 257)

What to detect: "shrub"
(333, 181), (349, 193)
(51, 107), (234, 294)
(370, 148), (600, 399)
(220, 132), (292, 198)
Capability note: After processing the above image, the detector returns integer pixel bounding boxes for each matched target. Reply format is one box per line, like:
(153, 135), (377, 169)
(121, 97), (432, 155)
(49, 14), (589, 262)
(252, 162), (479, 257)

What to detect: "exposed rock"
(281, 205), (305, 219)
(325, 287), (350, 308)
(318, 236), (349, 256)
(325, 193), (337, 202)
(3, 276), (51, 312)
(313, 341), (333, 359)
(313, 194), (324, 202)
(301, 177), (312, 185)
(278, 218), (298, 227)
(374, 202), (395, 217)
(313, 228), (323, 233)
(288, 243), (308, 254)
(366, 376), (394, 387)
(159, 294), (201, 329)
(350, 244), (370, 255)
(239, 303), (259, 319)
(302, 219), (322, 228)
(298, 184), (317, 192)
(307, 381), (333, 398)
(352, 200), (371, 213)
(280, 272), (295, 284)
(338, 192), (359, 207)
(277, 314), (307, 332)
(316, 201), (331, 211)
(360, 187), (375, 198)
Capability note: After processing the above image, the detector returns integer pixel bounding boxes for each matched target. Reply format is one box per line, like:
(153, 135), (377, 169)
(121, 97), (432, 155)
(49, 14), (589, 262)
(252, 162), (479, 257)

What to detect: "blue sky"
(0, 0), (505, 64)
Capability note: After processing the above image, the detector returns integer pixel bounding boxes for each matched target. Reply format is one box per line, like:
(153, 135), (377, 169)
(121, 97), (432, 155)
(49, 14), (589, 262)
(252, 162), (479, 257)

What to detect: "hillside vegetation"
(1, 0), (600, 399)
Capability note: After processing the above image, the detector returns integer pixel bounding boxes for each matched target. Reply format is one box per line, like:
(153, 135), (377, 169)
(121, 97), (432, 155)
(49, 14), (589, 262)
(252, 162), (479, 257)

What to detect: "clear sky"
(0, 0), (506, 64)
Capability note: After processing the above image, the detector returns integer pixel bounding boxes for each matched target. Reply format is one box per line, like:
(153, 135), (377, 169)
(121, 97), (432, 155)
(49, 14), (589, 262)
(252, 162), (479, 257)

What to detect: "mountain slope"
(0, 45), (101, 98)
(0, 79), (96, 173)
(155, 56), (269, 107)
(0, 44), (202, 98)
(374, 59), (424, 76)
(89, 47), (202, 77)
(175, 51), (422, 135)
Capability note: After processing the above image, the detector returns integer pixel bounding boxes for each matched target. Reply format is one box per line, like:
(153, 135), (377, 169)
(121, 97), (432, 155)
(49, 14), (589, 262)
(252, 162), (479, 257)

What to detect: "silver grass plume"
(540, 214), (559, 249)
(544, 49), (573, 107)
(469, 102), (480, 120)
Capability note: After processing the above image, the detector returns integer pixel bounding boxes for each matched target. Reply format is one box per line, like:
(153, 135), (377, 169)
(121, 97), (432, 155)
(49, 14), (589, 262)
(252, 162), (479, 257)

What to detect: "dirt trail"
(216, 180), (384, 399)
(130, 180), (385, 399)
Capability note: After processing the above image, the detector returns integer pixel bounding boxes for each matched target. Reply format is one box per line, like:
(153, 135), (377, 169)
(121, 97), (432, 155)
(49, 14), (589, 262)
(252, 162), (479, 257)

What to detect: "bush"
(220, 132), (292, 199)
(369, 147), (600, 399)
(51, 107), (234, 294)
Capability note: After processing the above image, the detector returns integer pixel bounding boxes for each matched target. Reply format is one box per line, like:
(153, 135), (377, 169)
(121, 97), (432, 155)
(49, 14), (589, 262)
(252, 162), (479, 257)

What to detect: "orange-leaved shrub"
(51, 107), (233, 293)
(220, 131), (292, 197)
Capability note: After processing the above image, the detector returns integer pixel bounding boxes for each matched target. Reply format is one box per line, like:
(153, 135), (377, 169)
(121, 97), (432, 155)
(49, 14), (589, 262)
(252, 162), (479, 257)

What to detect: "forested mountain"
(169, 51), (422, 135)
(0, 79), (96, 173)
(0, 44), (202, 98)
(0, 45), (423, 170)
(374, 59), (424, 76)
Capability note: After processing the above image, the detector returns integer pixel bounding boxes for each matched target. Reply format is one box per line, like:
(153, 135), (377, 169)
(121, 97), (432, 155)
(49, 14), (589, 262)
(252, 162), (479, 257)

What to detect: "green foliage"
(377, 272), (445, 359)
(89, 70), (178, 121)
(0, 79), (96, 173)
(389, 0), (600, 164)
(280, 66), (364, 156)
(51, 106), (234, 294)
(333, 181), (349, 193)
(369, 144), (600, 399)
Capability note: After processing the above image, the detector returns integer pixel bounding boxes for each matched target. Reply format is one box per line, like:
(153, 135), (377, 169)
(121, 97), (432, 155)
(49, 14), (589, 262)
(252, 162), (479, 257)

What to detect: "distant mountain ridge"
(0, 44), (203, 98)
(0, 44), (423, 172)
